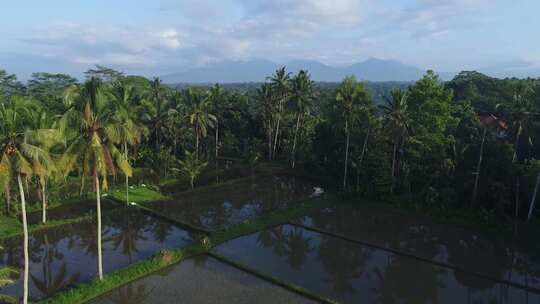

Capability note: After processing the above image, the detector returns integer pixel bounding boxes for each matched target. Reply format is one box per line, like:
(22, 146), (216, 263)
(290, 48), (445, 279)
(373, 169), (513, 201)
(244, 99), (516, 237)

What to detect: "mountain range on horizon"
(161, 58), (540, 84)
(2, 53), (540, 83)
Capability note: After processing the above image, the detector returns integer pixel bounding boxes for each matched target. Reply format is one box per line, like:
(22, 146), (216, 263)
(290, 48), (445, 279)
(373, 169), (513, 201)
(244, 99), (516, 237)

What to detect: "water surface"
(90, 255), (315, 304)
(294, 203), (540, 291)
(146, 175), (316, 231)
(0, 207), (193, 302)
(215, 224), (540, 304)
(26, 199), (118, 225)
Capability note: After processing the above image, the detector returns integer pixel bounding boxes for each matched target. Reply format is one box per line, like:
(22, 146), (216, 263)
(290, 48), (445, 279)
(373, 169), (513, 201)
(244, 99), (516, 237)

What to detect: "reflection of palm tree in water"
(256, 226), (288, 257)
(30, 234), (80, 298)
(108, 283), (154, 304)
(318, 235), (369, 298)
(257, 226), (313, 270)
(78, 220), (111, 257)
(111, 210), (148, 263)
(373, 254), (444, 304)
(150, 221), (173, 243)
(284, 227), (313, 271)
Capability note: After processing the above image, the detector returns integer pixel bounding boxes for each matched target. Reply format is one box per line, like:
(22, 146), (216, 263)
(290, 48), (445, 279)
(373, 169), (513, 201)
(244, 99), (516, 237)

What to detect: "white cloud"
(27, 23), (187, 66)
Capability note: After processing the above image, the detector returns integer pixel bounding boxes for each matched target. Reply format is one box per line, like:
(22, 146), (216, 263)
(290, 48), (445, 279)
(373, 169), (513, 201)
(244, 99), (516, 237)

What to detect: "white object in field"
(101, 193), (108, 197)
(129, 202), (137, 206)
(130, 186), (135, 189)
(141, 184), (147, 187)
(310, 187), (325, 197)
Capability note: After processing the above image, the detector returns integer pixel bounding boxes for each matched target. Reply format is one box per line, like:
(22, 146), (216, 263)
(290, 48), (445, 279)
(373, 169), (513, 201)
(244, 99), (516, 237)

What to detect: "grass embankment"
(0, 215), (21, 239)
(40, 194), (332, 304)
(0, 213), (94, 240)
(109, 186), (169, 204)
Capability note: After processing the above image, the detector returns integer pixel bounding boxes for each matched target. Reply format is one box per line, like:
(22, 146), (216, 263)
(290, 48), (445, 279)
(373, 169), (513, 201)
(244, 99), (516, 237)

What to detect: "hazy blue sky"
(1, 0), (539, 78)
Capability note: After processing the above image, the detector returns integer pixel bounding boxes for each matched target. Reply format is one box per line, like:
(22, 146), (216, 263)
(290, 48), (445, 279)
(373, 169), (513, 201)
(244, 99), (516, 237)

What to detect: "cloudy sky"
(1, 0), (539, 78)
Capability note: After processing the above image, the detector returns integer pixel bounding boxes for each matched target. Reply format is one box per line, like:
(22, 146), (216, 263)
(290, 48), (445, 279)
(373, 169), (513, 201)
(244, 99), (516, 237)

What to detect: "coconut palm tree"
(268, 67), (291, 158)
(146, 77), (171, 151)
(26, 105), (64, 223)
(380, 89), (411, 194)
(257, 83), (276, 160)
(209, 84), (224, 166)
(336, 76), (368, 189)
(62, 77), (132, 280)
(529, 170), (540, 221)
(185, 89), (216, 160)
(497, 84), (538, 162)
(174, 150), (207, 189)
(111, 82), (145, 205)
(0, 97), (54, 304)
(289, 70), (315, 169)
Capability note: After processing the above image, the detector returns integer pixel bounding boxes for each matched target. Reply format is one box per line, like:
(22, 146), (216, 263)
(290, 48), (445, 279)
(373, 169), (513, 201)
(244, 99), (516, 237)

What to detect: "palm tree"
(185, 89), (216, 160)
(289, 70), (315, 168)
(496, 83), (539, 220)
(497, 83), (538, 162)
(0, 97), (54, 304)
(257, 83), (275, 160)
(111, 82), (144, 205)
(529, 170), (540, 221)
(209, 84), (224, 166)
(174, 150), (207, 189)
(146, 78), (170, 151)
(336, 76), (368, 189)
(380, 89), (411, 194)
(62, 77), (132, 280)
(268, 67), (291, 158)
(26, 105), (64, 223)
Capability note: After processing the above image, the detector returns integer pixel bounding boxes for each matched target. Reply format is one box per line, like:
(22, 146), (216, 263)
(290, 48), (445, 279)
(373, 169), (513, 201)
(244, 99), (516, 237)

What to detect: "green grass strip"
(40, 244), (207, 304)
(108, 187), (170, 204)
(209, 252), (338, 304)
(36, 193), (328, 304)
(0, 214), (94, 240)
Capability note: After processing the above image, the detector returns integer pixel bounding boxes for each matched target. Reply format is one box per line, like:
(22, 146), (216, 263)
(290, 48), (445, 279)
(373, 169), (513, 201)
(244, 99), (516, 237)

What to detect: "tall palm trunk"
(273, 115), (281, 158)
(291, 112), (302, 169)
(124, 143), (129, 206)
(95, 174), (103, 280)
(17, 174), (29, 304)
(390, 142), (397, 194)
(527, 170), (540, 221)
(472, 127), (487, 206)
(215, 121), (219, 167)
(343, 120), (350, 189)
(356, 129), (370, 191)
(4, 182), (11, 214)
(512, 123), (522, 162)
(80, 174), (85, 197)
(195, 122), (200, 161)
(268, 118), (273, 160)
(41, 179), (47, 224)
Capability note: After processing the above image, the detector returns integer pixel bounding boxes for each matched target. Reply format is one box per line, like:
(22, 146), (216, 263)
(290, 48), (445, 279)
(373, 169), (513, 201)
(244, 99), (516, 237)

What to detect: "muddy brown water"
(89, 255), (315, 304)
(145, 175), (317, 231)
(0, 207), (193, 302)
(214, 224), (540, 304)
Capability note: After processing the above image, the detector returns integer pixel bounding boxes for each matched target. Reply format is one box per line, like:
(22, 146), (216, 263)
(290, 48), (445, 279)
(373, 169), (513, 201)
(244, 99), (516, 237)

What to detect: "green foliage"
(174, 151), (208, 189)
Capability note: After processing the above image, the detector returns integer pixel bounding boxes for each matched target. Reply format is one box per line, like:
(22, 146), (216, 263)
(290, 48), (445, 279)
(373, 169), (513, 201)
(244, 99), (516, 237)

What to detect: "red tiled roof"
(478, 114), (508, 130)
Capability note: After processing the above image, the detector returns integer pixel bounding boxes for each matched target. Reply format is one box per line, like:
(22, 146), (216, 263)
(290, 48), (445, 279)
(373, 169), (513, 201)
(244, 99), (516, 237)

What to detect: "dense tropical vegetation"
(0, 66), (540, 302)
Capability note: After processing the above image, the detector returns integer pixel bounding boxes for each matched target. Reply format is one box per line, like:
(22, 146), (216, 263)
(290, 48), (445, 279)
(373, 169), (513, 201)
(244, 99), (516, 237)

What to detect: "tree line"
(1, 66), (540, 303)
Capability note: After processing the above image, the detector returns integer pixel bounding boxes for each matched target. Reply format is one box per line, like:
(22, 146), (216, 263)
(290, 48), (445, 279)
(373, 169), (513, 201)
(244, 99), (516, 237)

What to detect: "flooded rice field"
(90, 255), (316, 304)
(145, 175), (317, 231)
(215, 224), (540, 304)
(0, 207), (193, 302)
